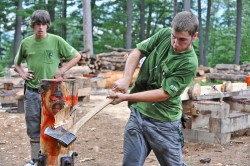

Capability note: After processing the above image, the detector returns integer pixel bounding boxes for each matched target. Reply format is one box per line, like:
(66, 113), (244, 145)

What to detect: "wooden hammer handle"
(70, 98), (113, 135)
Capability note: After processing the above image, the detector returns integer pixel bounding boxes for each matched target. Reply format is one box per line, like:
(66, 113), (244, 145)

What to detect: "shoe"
(24, 160), (38, 166)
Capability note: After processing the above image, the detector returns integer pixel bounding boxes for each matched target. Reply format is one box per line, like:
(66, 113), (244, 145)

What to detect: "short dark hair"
(30, 10), (51, 29)
(171, 11), (198, 36)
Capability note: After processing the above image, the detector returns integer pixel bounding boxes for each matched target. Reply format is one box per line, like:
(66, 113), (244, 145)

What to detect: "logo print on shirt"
(46, 50), (53, 58)
(170, 85), (178, 92)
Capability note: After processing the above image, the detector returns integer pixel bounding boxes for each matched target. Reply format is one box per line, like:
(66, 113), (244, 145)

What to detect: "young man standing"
(108, 11), (198, 166)
(14, 10), (81, 166)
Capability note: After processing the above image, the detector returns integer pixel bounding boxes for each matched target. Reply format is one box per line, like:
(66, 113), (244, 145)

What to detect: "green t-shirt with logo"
(130, 28), (198, 122)
(15, 33), (78, 89)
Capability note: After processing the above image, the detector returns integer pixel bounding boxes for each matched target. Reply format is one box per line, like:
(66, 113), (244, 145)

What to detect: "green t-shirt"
(130, 28), (198, 122)
(15, 33), (78, 88)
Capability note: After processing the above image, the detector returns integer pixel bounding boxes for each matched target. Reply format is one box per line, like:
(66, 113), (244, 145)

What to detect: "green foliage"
(193, 38), (199, 58)
(207, 1), (237, 67)
(0, 65), (3, 77)
(199, 80), (224, 86)
(91, 1), (127, 53)
(0, 0), (250, 77)
(240, 0), (250, 64)
(0, 32), (14, 70)
(208, 29), (236, 67)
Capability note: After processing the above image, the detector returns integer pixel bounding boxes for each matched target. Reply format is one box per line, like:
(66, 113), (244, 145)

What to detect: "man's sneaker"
(24, 160), (38, 166)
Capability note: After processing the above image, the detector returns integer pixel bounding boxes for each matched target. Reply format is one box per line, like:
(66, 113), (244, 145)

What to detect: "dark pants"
(24, 88), (41, 160)
(122, 108), (186, 166)
(24, 88), (41, 139)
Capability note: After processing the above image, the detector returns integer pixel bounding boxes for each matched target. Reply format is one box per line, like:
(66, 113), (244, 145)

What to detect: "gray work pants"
(24, 88), (41, 160)
(122, 108), (187, 166)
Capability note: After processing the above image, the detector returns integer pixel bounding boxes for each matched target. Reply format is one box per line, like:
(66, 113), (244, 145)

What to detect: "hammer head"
(44, 126), (77, 147)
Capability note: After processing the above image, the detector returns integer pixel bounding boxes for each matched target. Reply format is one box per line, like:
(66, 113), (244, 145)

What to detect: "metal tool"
(211, 85), (224, 102)
(44, 98), (114, 147)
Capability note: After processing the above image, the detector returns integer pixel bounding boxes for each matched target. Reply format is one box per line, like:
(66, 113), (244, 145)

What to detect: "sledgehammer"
(44, 98), (114, 147)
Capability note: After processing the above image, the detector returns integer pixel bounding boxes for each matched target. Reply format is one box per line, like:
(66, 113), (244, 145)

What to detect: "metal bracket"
(211, 85), (224, 103)
(38, 152), (47, 166)
(60, 152), (78, 166)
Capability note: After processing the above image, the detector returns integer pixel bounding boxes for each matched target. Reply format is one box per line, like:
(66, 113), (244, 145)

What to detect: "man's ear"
(192, 32), (198, 40)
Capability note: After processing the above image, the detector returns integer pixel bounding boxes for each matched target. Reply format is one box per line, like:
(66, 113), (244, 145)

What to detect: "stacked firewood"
(78, 49), (102, 74)
(241, 63), (250, 72)
(196, 65), (214, 76)
(96, 45), (132, 71)
(77, 45), (132, 73)
(206, 64), (250, 82)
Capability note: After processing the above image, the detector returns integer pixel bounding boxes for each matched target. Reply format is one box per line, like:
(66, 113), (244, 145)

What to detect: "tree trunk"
(13, 0), (23, 60)
(173, 0), (178, 16)
(183, 0), (190, 11)
(47, 1), (56, 34)
(83, 0), (94, 57)
(198, 0), (204, 65)
(234, 0), (242, 64)
(146, 0), (152, 38)
(139, 0), (145, 41)
(61, 0), (67, 40)
(126, 0), (133, 49)
(203, 0), (211, 66)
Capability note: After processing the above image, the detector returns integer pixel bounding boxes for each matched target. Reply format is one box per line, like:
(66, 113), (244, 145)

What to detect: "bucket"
(246, 73), (250, 86)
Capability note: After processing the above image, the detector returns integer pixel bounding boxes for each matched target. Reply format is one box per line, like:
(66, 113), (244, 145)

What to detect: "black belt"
(26, 86), (40, 92)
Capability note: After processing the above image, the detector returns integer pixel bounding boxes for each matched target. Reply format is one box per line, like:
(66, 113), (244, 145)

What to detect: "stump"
(40, 78), (78, 166)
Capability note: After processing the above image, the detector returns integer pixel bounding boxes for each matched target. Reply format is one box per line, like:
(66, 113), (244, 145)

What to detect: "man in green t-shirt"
(14, 10), (81, 166)
(108, 11), (198, 165)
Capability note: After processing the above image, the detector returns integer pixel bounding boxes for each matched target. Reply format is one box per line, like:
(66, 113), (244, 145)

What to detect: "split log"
(104, 45), (133, 52)
(198, 65), (214, 73)
(188, 83), (201, 100)
(63, 66), (92, 77)
(96, 51), (128, 57)
(216, 69), (239, 74)
(100, 57), (127, 63)
(206, 73), (246, 82)
(215, 64), (241, 71)
(197, 69), (205, 76)
(40, 79), (78, 166)
(95, 68), (140, 89)
(181, 82), (248, 101)
(241, 63), (250, 71)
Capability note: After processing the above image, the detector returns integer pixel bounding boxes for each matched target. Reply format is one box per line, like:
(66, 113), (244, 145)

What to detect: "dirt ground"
(0, 94), (250, 166)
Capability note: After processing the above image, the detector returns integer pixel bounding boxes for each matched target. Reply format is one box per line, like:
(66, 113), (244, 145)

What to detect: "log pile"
(96, 45), (132, 71)
(206, 63), (250, 82)
(77, 49), (102, 74)
(77, 45), (132, 74)
(196, 65), (214, 76)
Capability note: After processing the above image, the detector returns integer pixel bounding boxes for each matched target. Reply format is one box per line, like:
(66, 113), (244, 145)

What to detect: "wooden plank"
(73, 76), (91, 89)
(215, 64), (241, 71)
(0, 89), (24, 104)
(183, 128), (231, 144)
(199, 83), (247, 95)
(192, 89), (250, 101)
(191, 101), (230, 118)
(181, 83), (248, 101)
(63, 66), (91, 77)
(206, 73), (245, 82)
(227, 96), (250, 112)
(78, 87), (91, 97)
(209, 113), (250, 133)
(95, 68), (139, 89)
(181, 87), (190, 101)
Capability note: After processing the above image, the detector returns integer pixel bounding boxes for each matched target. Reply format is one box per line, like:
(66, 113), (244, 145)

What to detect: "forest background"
(0, 0), (249, 76)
